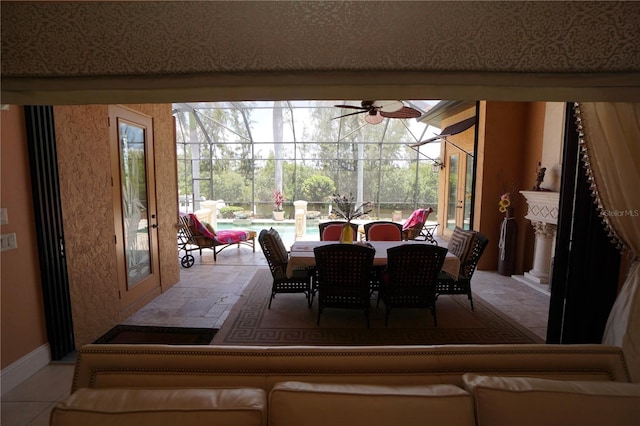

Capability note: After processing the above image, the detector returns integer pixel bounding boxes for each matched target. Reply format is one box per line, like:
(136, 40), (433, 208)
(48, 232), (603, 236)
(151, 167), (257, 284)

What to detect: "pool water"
(217, 220), (320, 247)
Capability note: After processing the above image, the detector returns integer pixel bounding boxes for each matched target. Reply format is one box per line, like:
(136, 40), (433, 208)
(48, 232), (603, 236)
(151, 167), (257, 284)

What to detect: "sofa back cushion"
(269, 381), (475, 426)
(50, 387), (267, 426)
(463, 374), (640, 426)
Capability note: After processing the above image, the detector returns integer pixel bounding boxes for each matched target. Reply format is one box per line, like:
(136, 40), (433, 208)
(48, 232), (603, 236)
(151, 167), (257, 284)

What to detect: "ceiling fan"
(333, 100), (422, 124)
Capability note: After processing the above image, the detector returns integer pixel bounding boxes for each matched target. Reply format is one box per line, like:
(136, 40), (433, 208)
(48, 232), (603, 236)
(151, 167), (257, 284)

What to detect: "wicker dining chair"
(313, 244), (375, 327)
(378, 244), (448, 326)
(435, 232), (489, 310)
(258, 228), (314, 308)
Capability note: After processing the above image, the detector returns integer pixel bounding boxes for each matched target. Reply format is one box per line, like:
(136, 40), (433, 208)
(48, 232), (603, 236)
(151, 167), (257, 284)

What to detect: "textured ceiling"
(2, 1), (639, 104)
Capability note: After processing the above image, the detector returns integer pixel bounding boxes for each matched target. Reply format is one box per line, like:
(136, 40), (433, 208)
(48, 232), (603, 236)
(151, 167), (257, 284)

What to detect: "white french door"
(443, 148), (473, 236)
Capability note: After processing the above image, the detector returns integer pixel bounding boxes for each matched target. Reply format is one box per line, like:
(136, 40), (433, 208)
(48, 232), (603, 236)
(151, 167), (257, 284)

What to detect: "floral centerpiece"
(331, 193), (371, 222)
(331, 193), (371, 243)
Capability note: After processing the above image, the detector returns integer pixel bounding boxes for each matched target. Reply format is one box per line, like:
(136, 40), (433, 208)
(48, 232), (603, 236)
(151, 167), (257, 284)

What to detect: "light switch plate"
(1, 233), (17, 251)
(0, 208), (7, 225)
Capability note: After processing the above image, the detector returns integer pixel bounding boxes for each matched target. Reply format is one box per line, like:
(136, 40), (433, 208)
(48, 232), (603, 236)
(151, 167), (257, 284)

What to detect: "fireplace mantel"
(520, 190), (560, 225)
(514, 190), (561, 293)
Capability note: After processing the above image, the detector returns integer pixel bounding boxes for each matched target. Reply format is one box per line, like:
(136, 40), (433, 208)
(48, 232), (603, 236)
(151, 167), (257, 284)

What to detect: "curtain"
(576, 102), (640, 382)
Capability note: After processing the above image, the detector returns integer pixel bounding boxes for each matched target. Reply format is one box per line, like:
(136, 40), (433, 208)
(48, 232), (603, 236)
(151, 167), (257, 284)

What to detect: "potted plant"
(273, 190), (285, 221)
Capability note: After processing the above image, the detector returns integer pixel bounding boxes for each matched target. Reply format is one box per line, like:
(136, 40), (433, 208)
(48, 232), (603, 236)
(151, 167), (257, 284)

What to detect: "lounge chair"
(177, 214), (255, 267)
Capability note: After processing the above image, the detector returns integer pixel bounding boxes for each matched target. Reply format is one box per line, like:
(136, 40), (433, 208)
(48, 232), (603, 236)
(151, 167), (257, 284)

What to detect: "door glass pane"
(463, 157), (474, 230)
(446, 154), (459, 230)
(119, 121), (151, 287)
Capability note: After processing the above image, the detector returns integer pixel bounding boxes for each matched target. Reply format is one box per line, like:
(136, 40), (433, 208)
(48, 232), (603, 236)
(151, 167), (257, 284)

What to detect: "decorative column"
(514, 191), (560, 294)
(525, 221), (557, 284)
(293, 200), (308, 238)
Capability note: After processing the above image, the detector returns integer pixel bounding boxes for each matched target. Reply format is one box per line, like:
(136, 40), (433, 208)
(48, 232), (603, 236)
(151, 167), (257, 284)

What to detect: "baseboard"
(0, 343), (51, 396)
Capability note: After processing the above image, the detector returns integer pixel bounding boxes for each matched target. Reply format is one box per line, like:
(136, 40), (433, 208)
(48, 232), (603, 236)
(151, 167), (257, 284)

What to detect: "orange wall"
(518, 102), (547, 273)
(0, 107), (48, 368)
(475, 101), (535, 271)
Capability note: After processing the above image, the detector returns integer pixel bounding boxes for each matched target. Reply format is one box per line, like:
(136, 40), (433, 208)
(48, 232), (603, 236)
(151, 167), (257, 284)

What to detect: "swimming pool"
(217, 220), (320, 247)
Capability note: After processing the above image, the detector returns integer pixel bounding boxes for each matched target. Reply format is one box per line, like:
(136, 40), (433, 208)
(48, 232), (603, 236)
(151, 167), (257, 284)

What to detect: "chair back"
(179, 214), (214, 247)
(402, 208), (433, 240)
(258, 228), (290, 279)
(385, 244), (448, 294)
(460, 232), (489, 279)
(364, 221), (402, 241)
(313, 244), (375, 300)
(319, 221), (357, 241)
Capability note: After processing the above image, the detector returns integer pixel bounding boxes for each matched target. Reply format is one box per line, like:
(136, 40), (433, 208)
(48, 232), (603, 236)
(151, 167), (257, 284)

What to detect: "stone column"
(524, 221), (557, 285)
(293, 200), (308, 238)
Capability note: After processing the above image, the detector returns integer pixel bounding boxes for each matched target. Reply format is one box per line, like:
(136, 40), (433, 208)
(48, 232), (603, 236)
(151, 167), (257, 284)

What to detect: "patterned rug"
(213, 269), (543, 345)
(94, 325), (217, 345)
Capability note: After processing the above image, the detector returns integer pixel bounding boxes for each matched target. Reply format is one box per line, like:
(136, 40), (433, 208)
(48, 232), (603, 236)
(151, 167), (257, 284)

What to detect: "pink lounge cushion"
(463, 374), (640, 426)
(188, 213), (216, 240)
(269, 381), (475, 426)
(51, 387), (267, 426)
(402, 208), (428, 231)
(215, 229), (253, 244)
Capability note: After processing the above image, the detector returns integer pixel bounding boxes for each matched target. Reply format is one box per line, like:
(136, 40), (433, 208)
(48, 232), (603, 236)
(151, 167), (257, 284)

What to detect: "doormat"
(94, 325), (217, 345)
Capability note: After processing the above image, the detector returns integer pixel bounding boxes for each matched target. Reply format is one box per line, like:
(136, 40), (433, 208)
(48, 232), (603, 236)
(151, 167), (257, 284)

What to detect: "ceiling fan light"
(365, 112), (384, 125)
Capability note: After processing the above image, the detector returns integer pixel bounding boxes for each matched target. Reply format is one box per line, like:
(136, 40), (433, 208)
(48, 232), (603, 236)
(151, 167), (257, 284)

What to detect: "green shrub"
(220, 206), (244, 219)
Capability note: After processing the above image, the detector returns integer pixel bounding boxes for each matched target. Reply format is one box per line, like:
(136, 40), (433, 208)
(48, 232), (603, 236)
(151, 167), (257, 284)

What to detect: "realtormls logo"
(602, 209), (640, 217)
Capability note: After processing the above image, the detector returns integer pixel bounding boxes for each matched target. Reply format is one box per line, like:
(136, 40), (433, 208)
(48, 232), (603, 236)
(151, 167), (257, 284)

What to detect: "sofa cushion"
(50, 387), (267, 426)
(463, 374), (640, 426)
(269, 381), (475, 426)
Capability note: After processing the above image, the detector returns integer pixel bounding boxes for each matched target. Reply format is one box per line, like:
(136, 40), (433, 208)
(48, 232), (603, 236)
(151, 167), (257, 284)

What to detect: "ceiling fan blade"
(332, 110), (368, 120)
(372, 100), (404, 113)
(334, 104), (367, 110)
(380, 106), (422, 119)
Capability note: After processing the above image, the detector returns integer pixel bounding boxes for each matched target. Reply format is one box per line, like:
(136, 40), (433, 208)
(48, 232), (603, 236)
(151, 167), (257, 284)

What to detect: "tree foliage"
(175, 104), (443, 218)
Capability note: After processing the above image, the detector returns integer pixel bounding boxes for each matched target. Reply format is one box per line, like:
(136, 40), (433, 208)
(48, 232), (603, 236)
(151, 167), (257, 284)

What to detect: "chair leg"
(268, 293), (274, 309)
(432, 305), (438, 327)
(468, 292), (474, 310)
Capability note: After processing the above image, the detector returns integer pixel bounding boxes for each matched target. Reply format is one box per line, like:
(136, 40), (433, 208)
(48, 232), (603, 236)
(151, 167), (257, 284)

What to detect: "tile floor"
(1, 237), (550, 426)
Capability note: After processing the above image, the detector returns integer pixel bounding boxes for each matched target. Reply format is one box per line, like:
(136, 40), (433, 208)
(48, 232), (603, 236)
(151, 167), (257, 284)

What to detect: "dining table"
(286, 240), (460, 279)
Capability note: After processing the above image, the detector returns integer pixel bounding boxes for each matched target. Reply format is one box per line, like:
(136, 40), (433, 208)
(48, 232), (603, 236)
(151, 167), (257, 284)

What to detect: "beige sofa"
(51, 344), (640, 426)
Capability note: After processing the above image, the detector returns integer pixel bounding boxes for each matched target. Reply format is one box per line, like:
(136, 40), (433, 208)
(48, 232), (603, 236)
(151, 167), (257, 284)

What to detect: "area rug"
(94, 325), (217, 345)
(213, 269), (544, 345)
